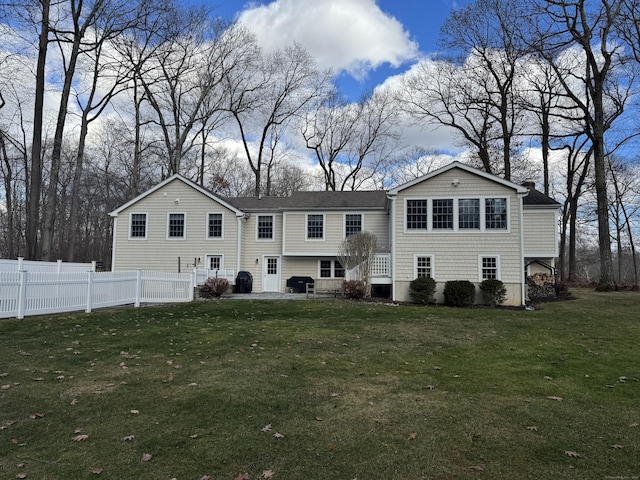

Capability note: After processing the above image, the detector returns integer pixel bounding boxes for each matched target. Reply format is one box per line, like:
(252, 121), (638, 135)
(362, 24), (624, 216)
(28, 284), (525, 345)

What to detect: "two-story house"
(109, 161), (560, 306)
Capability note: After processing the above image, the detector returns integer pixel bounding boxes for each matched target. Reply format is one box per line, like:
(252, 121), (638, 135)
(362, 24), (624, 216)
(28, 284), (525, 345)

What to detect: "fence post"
(189, 273), (195, 302)
(17, 270), (27, 320)
(135, 270), (142, 307)
(85, 271), (94, 313)
(91, 261), (96, 272)
(17, 257), (24, 271)
(57, 259), (62, 273)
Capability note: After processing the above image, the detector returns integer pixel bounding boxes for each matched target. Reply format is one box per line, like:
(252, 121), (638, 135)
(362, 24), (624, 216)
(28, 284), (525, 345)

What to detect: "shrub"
(479, 279), (507, 306)
(342, 280), (366, 300)
(409, 276), (436, 304)
(443, 280), (476, 307)
(200, 277), (230, 299)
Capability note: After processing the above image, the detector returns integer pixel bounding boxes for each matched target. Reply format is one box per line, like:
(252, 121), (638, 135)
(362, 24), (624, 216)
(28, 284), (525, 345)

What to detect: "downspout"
(236, 214), (244, 275)
(518, 192), (527, 306)
(388, 194), (397, 301)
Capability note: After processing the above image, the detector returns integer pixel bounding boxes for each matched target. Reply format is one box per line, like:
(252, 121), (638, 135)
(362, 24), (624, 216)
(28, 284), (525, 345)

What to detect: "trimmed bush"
(342, 280), (366, 300)
(409, 276), (437, 305)
(199, 277), (230, 298)
(443, 280), (476, 307)
(479, 279), (507, 306)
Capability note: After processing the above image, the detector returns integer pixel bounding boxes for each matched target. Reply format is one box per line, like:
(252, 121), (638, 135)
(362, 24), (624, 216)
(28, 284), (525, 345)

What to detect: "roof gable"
(108, 174), (245, 217)
(388, 161), (529, 195)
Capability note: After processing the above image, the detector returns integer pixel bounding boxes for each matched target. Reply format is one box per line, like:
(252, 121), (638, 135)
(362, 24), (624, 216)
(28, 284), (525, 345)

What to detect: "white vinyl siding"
(112, 179), (239, 273)
(393, 168), (523, 305)
(523, 209), (559, 256)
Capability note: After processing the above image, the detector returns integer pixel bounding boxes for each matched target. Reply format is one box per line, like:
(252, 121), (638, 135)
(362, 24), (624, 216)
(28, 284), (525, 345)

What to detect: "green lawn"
(1, 289), (639, 479)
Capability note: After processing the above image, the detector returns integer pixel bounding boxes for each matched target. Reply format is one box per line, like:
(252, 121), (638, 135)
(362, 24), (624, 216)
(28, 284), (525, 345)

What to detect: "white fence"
(0, 270), (194, 320)
(0, 258), (95, 273)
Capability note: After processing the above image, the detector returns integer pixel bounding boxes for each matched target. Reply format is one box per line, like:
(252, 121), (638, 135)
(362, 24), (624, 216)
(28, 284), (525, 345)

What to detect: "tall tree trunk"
(26, 0), (50, 260)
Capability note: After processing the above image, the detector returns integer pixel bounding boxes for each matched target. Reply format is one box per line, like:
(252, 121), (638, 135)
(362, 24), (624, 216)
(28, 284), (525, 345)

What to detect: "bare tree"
(438, 0), (530, 180)
(223, 42), (329, 197)
(607, 157), (639, 287)
(337, 231), (378, 297)
(526, 0), (637, 291)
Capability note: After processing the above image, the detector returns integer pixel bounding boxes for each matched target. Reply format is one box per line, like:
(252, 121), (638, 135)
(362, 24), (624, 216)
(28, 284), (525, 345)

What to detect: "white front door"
(263, 256), (280, 292)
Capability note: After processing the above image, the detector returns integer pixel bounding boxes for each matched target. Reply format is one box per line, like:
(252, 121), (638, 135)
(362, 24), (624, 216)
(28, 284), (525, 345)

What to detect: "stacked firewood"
(526, 273), (556, 298)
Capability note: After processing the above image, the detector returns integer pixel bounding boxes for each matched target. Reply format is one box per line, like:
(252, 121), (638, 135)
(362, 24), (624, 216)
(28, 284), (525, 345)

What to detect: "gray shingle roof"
(523, 187), (561, 206)
(225, 190), (388, 212)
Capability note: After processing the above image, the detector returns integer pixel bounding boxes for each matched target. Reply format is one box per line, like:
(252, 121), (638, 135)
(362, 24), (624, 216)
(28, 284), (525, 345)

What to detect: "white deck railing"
(346, 254), (391, 280)
(0, 270), (194, 320)
(193, 268), (235, 287)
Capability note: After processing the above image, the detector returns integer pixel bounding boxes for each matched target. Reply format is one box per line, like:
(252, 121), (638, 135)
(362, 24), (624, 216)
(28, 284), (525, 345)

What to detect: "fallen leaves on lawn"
(564, 450), (581, 458)
(130, 409), (139, 415)
(544, 376), (553, 380)
(90, 467), (103, 474)
(547, 396), (563, 401)
(72, 434), (89, 442)
(1, 384), (11, 390)
(526, 426), (538, 432)
(70, 398), (78, 406)
(16, 473), (27, 479)
(408, 432), (417, 440)
(262, 470), (275, 479)
(261, 424), (272, 432)
(630, 422), (638, 427)
(234, 473), (250, 480)
(610, 444), (624, 449)
(141, 453), (152, 462)
(122, 435), (135, 442)
(273, 432), (284, 439)
(467, 465), (484, 471)
(29, 413), (44, 419)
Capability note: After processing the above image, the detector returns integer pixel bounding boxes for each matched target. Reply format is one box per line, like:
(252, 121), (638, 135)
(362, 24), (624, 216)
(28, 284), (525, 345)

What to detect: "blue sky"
(186, 0), (471, 100)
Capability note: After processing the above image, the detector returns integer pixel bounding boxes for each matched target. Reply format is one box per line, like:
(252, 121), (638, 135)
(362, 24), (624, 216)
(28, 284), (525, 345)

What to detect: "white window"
(485, 198), (507, 229)
(406, 199), (428, 230)
(319, 259), (344, 278)
(479, 255), (500, 280)
(208, 213), (223, 239)
(167, 213), (185, 239)
(458, 199), (480, 229)
(307, 214), (324, 240)
(345, 214), (362, 237)
(414, 255), (434, 279)
(129, 213), (147, 239)
(432, 199), (453, 229)
(257, 215), (274, 240)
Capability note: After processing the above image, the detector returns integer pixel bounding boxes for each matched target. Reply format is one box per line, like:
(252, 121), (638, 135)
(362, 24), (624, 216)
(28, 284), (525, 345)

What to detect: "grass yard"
(1, 289), (639, 479)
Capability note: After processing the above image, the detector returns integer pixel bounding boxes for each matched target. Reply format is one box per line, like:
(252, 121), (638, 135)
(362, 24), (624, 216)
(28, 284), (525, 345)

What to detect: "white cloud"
(238, 0), (419, 78)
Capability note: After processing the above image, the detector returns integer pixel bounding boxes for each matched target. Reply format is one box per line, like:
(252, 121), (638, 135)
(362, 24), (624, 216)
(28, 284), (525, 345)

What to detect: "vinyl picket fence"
(0, 270), (194, 320)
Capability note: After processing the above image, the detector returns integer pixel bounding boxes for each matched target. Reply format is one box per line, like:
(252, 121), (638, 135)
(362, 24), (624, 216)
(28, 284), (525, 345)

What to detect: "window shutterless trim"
(128, 212), (148, 240)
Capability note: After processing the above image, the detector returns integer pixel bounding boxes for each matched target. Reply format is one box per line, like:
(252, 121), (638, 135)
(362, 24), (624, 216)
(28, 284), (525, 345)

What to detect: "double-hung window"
(485, 198), (507, 229)
(130, 213), (147, 239)
(458, 199), (480, 229)
(345, 214), (362, 237)
(208, 213), (222, 238)
(257, 215), (274, 240)
(480, 256), (499, 280)
(406, 199), (428, 230)
(307, 214), (324, 239)
(432, 199), (453, 229)
(168, 213), (185, 239)
(415, 255), (434, 278)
